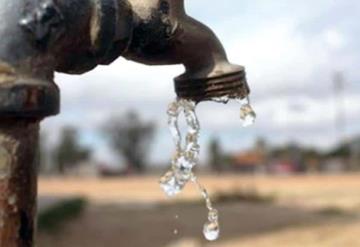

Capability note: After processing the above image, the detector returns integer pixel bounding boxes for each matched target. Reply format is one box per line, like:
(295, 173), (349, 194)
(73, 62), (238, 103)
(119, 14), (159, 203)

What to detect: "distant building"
(231, 138), (268, 173)
(268, 159), (297, 174)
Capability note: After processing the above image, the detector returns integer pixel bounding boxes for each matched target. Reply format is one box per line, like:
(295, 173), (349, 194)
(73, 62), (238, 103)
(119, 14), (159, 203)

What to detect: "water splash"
(160, 96), (256, 241)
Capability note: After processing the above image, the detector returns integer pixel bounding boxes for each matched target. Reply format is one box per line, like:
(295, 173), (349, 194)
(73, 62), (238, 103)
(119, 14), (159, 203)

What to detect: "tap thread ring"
(174, 70), (249, 103)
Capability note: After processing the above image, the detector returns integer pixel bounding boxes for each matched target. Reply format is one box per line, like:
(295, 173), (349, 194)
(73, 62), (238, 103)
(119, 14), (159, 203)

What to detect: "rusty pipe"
(0, 120), (39, 247)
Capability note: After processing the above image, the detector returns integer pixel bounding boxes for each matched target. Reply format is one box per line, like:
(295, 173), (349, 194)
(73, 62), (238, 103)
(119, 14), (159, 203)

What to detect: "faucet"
(124, 0), (249, 102)
(0, 0), (250, 246)
(0, 0), (249, 118)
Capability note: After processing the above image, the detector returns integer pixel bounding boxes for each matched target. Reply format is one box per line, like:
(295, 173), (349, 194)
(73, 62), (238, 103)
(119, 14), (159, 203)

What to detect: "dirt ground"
(38, 174), (360, 210)
(37, 174), (360, 247)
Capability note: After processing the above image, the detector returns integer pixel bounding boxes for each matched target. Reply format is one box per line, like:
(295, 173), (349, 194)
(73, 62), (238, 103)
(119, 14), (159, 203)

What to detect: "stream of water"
(160, 97), (256, 241)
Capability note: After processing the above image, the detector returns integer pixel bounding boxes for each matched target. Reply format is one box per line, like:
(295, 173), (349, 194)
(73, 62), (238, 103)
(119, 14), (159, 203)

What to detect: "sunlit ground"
(37, 173), (360, 247)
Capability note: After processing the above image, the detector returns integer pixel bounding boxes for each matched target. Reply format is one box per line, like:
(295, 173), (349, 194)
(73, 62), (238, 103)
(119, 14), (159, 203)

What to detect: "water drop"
(174, 229), (178, 235)
(160, 170), (183, 197)
(208, 209), (218, 222)
(203, 221), (220, 241)
(212, 96), (230, 104)
(238, 97), (256, 127)
(240, 105), (256, 127)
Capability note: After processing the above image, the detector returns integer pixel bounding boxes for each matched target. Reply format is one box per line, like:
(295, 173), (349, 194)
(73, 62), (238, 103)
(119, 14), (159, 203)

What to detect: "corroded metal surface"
(0, 80), (59, 118)
(0, 120), (39, 247)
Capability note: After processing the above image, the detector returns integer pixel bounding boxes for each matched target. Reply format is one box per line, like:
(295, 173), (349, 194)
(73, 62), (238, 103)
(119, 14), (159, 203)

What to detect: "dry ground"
(37, 174), (360, 247)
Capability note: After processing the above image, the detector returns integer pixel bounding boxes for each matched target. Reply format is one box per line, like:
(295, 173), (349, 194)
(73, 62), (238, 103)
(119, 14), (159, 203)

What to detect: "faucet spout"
(124, 0), (250, 102)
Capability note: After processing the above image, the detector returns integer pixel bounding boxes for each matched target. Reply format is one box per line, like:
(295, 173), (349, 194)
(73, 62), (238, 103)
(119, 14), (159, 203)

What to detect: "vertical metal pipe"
(0, 119), (39, 247)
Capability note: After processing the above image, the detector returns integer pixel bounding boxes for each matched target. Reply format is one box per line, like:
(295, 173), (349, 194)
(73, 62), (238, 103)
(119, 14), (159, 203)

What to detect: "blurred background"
(37, 0), (360, 246)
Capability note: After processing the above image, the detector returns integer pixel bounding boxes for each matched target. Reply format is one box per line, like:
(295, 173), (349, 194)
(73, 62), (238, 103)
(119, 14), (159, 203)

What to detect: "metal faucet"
(0, 0), (250, 246)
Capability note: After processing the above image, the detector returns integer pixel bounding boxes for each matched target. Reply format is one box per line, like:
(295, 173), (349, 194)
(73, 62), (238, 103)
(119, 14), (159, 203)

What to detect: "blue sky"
(42, 0), (360, 166)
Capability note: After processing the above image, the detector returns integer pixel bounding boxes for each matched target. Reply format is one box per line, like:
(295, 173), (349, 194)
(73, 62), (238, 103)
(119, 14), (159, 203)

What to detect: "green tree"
(103, 111), (156, 173)
(53, 127), (91, 174)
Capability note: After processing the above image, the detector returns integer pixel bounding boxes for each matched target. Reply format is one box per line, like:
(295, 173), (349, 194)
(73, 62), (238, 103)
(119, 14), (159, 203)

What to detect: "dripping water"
(238, 97), (256, 127)
(160, 96), (256, 241)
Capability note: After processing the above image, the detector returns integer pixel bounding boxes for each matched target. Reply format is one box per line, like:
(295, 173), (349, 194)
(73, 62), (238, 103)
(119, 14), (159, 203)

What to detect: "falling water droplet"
(238, 97), (256, 127)
(208, 209), (219, 222)
(174, 229), (179, 235)
(160, 170), (183, 197)
(240, 105), (256, 127)
(203, 221), (220, 241)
